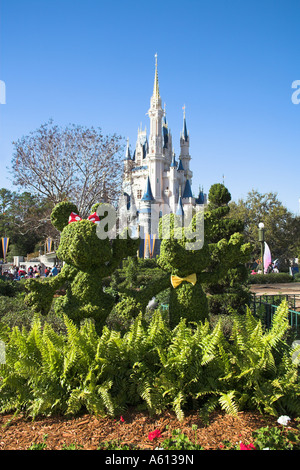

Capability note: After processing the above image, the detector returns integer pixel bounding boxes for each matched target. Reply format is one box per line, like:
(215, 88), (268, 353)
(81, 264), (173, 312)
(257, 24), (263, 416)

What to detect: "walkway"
(250, 282), (300, 296)
(250, 282), (300, 311)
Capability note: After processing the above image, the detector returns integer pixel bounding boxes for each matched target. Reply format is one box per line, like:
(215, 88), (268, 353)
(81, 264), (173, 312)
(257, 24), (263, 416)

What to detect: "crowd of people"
(0, 264), (61, 280)
(250, 259), (280, 275)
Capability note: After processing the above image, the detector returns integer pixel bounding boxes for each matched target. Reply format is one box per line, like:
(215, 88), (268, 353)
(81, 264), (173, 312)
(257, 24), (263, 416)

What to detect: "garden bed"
(0, 409), (295, 450)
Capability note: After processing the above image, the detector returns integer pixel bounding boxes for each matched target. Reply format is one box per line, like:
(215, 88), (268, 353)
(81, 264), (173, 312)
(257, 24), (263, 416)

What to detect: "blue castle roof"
(177, 158), (184, 171)
(141, 176), (154, 202)
(176, 196), (184, 216)
(182, 179), (193, 198)
(196, 190), (205, 204)
(170, 153), (177, 168)
(182, 116), (188, 141)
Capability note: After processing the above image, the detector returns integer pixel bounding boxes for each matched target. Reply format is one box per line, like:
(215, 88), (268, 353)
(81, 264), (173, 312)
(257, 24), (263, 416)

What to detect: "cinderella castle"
(122, 55), (207, 257)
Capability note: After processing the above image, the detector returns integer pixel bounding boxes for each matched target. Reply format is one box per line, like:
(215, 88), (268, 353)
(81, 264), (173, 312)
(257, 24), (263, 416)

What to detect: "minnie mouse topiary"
(25, 201), (139, 332)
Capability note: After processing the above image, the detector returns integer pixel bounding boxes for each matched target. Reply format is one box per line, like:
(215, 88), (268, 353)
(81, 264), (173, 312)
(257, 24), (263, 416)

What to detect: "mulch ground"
(0, 408), (295, 450)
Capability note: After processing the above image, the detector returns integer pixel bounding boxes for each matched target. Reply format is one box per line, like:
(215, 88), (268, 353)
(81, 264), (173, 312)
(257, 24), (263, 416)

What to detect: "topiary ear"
(90, 202), (112, 215)
(51, 201), (79, 231)
(90, 202), (101, 214)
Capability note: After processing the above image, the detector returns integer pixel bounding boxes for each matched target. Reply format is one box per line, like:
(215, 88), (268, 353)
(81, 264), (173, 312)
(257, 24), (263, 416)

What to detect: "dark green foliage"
(249, 273), (294, 284)
(112, 258), (170, 322)
(294, 273), (300, 282)
(208, 183), (231, 208)
(0, 294), (36, 332)
(25, 201), (139, 332)
(0, 291), (67, 334)
(0, 279), (25, 297)
(208, 288), (251, 316)
(124, 256), (138, 288)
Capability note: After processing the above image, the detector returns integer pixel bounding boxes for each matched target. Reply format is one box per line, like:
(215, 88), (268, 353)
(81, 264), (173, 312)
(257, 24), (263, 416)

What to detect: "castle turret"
(147, 54), (164, 202)
(123, 138), (133, 185)
(139, 176), (155, 258)
(179, 106), (192, 178)
(121, 56), (203, 256)
(169, 152), (177, 213)
(176, 195), (184, 217)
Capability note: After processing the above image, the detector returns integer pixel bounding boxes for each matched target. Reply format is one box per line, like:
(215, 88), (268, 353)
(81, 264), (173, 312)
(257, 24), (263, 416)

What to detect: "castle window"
(137, 189), (142, 199)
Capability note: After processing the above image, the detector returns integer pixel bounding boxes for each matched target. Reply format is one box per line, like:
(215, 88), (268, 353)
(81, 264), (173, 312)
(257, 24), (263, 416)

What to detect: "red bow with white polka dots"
(68, 212), (100, 224)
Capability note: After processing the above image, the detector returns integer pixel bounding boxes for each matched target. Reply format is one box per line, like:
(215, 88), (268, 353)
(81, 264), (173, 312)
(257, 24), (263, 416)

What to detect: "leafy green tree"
(229, 190), (300, 270)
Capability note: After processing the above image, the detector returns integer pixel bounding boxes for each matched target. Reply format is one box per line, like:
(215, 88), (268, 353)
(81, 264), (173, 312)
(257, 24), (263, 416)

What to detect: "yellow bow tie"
(171, 273), (197, 288)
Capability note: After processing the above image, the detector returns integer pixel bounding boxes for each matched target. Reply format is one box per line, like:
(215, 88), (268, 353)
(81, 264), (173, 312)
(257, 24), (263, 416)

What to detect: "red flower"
(148, 429), (162, 441)
(239, 442), (256, 450)
(120, 416), (125, 423)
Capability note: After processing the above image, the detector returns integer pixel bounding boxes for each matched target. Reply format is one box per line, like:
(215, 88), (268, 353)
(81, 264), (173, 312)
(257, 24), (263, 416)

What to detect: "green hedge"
(248, 273), (294, 284)
(0, 279), (25, 297)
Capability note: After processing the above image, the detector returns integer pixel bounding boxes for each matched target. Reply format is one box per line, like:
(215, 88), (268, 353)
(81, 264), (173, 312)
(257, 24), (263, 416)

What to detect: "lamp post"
(258, 222), (265, 274)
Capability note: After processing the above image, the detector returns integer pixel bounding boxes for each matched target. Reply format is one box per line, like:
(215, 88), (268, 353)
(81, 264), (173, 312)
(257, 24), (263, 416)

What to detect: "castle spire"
(181, 104), (188, 142)
(125, 137), (131, 160)
(141, 176), (154, 202)
(153, 53), (160, 99)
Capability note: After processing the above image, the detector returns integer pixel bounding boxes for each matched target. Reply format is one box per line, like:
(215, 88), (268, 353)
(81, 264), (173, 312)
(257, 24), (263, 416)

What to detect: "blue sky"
(0, 0), (299, 214)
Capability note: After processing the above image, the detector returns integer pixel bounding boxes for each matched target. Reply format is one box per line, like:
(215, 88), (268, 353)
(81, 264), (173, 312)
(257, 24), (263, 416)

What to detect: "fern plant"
(217, 300), (300, 416)
(0, 301), (298, 420)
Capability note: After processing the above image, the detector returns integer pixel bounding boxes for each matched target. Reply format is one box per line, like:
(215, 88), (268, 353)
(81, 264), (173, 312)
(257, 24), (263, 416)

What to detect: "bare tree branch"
(10, 120), (125, 217)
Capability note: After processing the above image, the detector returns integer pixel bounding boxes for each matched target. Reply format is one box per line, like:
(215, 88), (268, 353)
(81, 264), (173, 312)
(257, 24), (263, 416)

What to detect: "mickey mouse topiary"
(25, 201), (139, 332)
(116, 187), (252, 329)
(156, 206), (252, 328)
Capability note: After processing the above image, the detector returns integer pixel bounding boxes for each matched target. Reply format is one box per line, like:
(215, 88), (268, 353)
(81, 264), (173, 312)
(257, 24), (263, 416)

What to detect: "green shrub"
(294, 273), (300, 282)
(207, 289), (251, 316)
(248, 273), (294, 284)
(0, 292), (67, 334)
(0, 279), (25, 297)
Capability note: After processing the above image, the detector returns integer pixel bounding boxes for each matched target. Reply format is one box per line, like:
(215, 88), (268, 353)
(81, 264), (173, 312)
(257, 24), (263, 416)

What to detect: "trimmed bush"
(0, 279), (25, 297)
(248, 273), (294, 284)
